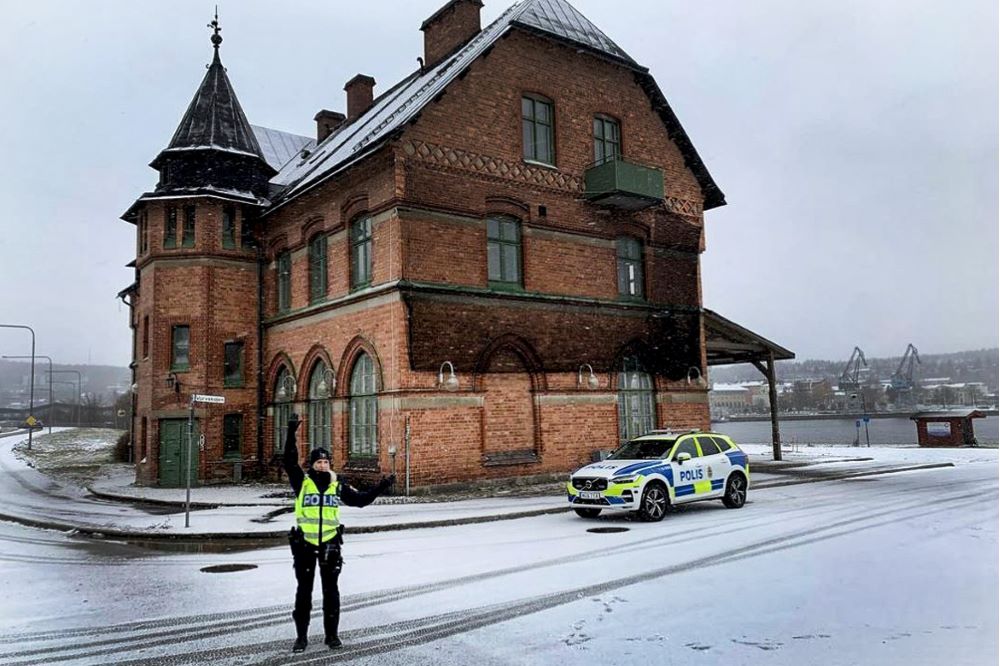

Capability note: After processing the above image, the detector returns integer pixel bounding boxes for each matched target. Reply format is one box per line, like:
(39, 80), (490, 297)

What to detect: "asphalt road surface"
(0, 459), (996, 665)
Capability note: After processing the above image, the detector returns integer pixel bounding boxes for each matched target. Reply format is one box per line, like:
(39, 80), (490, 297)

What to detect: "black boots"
(325, 635), (343, 649)
(292, 637), (308, 653)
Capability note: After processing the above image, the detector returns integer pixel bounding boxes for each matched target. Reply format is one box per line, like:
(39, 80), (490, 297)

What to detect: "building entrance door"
(158, 418), (200, 488)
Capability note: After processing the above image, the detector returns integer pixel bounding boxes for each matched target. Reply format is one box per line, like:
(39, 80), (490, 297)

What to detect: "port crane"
(890, 343), (921, 391)
(839, 346), (867, 392)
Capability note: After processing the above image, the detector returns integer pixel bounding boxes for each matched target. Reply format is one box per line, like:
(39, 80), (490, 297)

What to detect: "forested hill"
(709, 348), (998, 388)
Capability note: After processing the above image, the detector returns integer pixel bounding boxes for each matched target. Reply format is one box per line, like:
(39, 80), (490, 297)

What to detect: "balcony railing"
(584, 157), (665, 211)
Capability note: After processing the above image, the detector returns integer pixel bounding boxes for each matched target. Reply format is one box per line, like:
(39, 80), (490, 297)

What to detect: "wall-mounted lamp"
(438, 361), (460, 392)
(276, 373), (297, 402)
(687, 366), (706, 387)
(165, 372), (180, 393)
(316, 367), (337, 399)
(578, 363), (600, 390)
(130, 382), (139, 395)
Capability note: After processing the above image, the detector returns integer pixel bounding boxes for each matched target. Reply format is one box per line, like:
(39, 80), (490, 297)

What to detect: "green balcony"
(584, 158), (665, 211)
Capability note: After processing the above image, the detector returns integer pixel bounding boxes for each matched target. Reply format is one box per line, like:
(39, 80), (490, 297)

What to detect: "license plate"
(579, 491), (603, 500)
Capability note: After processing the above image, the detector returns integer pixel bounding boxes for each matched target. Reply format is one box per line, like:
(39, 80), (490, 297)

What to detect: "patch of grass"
(15, 428), (125, 486)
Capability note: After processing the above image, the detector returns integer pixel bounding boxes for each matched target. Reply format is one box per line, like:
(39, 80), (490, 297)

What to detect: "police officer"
(282, 413), (394, 652)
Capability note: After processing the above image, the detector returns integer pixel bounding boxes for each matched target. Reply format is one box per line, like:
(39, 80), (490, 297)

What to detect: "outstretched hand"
(287, 413), (301, 435)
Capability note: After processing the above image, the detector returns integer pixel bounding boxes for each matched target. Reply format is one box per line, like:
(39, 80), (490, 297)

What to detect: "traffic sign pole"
(184, 394), (225, 528)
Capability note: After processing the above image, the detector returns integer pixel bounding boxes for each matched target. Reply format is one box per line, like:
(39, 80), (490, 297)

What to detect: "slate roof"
(266, 0), (725, 214)
(513, 0), (638, 68)
(155, 50), (266, 165)
(252, 125), (315, 172)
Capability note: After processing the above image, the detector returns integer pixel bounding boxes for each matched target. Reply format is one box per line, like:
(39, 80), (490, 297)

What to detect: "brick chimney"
(314, 109), (346, 142)
(420, 0), (483, 69)
(344, 74), (376, 122)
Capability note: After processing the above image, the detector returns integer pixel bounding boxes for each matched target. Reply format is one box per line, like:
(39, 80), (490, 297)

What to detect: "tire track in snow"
(5, 484), (989, 666)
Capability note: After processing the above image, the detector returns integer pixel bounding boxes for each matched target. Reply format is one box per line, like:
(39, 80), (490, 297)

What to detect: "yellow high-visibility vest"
(294, 475), (340, 546)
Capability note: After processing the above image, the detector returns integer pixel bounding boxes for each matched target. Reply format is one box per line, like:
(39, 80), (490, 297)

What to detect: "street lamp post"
(3, 355), (52, 434)
(0, 324), (35, 449)
(49, 370), (83, 426)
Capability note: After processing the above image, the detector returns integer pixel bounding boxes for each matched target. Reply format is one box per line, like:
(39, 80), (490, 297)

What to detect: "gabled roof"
(512, 0), (639, 68)
(266, 0), (724, 213)
(154, 50), (265, 166)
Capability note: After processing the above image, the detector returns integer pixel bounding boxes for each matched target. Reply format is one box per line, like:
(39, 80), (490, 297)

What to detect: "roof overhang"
(704, 308), (794, 367)
(120, 188), (268, 222)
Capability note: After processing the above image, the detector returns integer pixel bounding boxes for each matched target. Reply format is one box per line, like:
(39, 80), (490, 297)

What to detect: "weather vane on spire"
(208, 6), (223, 51)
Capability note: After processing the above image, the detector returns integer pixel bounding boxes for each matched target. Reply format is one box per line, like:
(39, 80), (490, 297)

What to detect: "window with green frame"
(594, 115), (621, 165)
(182, 205), (196, 247)
(487, 217), (522, 288)
(164, 206), (177, 248)
(171, 325), (190, 370)
(138, 209), (149, 255)
(223, 341), (244, 387)
(223, 413), (242, 458)
(308, 362), (332, 453)
(273, 367), (294, 456)
(222, 205), (237, 249)
(308, 234), (327, 303)
(349, 353), (377, 460)
(618, 355), (655, 443)
(350, 216), (372, 289)
(522, 95), (554, 165)
(617, 237), (644, 299)
(276, 251), (291, 313)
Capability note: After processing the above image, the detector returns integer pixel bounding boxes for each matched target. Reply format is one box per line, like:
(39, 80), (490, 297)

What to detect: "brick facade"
(124, 0), (718, 489)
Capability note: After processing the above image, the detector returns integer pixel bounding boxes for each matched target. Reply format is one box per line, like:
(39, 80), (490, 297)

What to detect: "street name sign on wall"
(191, 394), (226, 405)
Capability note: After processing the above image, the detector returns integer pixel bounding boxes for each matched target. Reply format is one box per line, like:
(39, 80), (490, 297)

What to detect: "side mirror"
(676, 452), (692, 464)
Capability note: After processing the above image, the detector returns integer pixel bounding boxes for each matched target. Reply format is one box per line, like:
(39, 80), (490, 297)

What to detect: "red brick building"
(120, 0), (731, 488)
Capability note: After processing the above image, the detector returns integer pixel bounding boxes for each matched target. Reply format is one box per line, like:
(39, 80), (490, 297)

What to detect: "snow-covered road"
(0, 455), (995, 665)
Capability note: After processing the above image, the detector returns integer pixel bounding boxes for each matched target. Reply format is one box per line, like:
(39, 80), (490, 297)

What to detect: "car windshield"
(608, 438), (676, 460)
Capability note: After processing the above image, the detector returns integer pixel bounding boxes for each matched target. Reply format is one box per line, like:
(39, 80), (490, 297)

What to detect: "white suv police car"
(567, 430), (750, 521)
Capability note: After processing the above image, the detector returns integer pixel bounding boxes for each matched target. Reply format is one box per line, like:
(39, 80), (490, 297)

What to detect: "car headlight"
(610, 475), (638, 485)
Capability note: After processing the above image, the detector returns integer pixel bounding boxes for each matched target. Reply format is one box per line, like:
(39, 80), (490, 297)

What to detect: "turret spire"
(209, 7), (223, 63)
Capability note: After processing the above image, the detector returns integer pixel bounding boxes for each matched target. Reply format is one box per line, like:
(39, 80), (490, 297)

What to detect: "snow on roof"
(252, 125), (316, 173)
(265, 0), (654, 213)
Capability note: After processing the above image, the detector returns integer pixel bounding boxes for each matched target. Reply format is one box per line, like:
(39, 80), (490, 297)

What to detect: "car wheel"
(574, 508), (602, 519)
(723, 474), (747, 509)
(638, 482), (668, 522)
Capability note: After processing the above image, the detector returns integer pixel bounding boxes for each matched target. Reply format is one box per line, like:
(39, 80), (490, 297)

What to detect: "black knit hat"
(309, 448), (331, 465)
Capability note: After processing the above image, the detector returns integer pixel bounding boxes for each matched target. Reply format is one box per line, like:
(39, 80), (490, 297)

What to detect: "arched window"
(349, 353), (377, 459)
(308, 362), (332, 453)
(274, 367), (295, 454)
(618, 355), (655, 442)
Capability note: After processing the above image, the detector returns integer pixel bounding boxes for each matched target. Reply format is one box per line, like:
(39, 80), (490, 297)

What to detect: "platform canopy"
(703, 308), (795, 461)
(704, 309), (795, 367)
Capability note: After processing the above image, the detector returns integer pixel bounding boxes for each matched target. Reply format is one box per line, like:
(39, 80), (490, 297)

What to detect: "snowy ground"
(0, 445), (995, 664)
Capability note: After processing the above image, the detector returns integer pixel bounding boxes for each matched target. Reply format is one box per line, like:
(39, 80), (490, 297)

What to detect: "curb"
(0, 505), (571, 542)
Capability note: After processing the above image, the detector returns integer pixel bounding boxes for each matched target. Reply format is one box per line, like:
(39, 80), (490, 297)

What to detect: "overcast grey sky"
(0, 0), (996, 367)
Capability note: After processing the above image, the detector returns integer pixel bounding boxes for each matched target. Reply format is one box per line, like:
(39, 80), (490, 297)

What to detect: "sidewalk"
(1, 432), (986, 541)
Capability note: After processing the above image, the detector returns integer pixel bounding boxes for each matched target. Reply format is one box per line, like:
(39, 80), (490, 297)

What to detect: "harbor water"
(712, 415), (999, 447)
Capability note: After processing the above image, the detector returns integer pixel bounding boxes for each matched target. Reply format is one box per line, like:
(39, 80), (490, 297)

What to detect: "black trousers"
(291, 540), (343, 640)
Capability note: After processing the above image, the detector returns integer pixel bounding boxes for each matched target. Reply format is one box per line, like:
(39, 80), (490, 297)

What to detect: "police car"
(566, 430), (750, 521)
